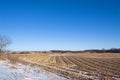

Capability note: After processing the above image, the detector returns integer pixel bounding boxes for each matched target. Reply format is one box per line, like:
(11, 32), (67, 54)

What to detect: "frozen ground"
(0, 60), (68, 80)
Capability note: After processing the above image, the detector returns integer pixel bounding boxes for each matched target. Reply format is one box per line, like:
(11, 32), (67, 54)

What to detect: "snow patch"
(0, 60), (68, 80)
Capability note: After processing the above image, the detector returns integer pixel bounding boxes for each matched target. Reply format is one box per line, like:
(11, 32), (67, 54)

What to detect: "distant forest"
(50, 48), (120, 53)
(12, 48), (120, 54)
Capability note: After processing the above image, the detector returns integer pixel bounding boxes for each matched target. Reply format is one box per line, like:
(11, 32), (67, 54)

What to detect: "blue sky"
(0, 0), (120, 51)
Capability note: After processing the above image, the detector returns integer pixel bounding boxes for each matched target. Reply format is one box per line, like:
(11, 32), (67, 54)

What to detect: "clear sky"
(0, 0), (120, 51)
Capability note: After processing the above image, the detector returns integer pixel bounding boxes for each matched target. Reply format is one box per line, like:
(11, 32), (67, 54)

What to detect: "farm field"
(16, 53), (120, 80)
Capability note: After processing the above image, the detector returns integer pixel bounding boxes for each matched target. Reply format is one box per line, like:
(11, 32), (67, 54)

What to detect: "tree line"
(50, 48), (120, 53)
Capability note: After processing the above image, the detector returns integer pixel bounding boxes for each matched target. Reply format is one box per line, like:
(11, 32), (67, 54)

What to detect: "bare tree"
(0, 35), (11, 53)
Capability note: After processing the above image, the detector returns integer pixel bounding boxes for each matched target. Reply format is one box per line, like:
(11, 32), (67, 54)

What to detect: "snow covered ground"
(0, 60), (68, 80)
